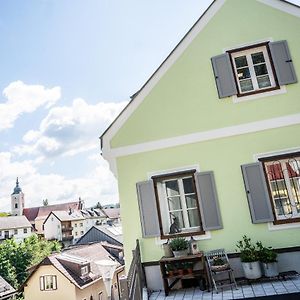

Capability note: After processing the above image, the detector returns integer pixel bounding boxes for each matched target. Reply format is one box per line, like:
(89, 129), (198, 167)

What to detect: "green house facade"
(101, 0), (300, 290)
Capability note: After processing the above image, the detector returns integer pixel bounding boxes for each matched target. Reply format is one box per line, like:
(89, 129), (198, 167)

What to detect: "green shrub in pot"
(236, 235), (262, 279)
(257, 241), (279, 277)
(169, 237), (189, 257)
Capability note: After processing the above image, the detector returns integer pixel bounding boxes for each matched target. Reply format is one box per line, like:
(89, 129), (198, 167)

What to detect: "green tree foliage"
(0, 235), (61, 288)
(0, 212), (10, 217)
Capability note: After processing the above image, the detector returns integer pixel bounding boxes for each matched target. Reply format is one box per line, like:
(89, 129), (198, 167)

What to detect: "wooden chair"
(205, 248), (238, 293)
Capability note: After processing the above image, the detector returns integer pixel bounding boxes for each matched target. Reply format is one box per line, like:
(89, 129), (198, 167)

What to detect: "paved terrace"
(149, 276), (300, 300)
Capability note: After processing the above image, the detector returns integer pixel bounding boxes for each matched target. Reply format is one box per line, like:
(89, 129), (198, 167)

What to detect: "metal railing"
(119, 239), (145, 300)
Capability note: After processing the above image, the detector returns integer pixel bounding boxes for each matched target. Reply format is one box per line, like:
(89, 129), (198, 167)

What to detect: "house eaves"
(100, 0), (300, 177)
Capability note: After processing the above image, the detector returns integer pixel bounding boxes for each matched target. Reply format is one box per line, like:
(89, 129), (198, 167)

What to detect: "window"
(14, 229), (18, 235)
(15, 203), (18, 209)
(80, 231), (84, 235)
(98, 292), (103, 300)
(153, 171), (203, 238)
(212, 40), (297, 99)
(40, 275), (57, 291)
(75, 223), (77, 227)
(260, 153), (300, 224)
(81, 265), (89, 276)
(229, 43), (278, 96)
(75, 231), (78, 236)
(24, 228), (27, 234)
(80, 223), (83, 227)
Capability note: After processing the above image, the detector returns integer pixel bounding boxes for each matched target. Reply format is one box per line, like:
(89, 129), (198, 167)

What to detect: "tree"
(0, 235), (61, 288)
(42, 199), (49, 206)
(0, 212), (9, 217)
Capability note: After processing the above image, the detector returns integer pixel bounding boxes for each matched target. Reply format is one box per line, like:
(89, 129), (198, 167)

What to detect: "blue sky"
(0, 0), (215, 211)
(1, 0), (299, 211)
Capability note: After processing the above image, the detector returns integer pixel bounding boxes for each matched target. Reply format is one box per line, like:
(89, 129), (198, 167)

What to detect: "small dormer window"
(81, 265), (89, 276)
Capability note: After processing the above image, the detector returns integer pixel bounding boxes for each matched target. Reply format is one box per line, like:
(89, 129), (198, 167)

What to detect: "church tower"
(11, 178), (24, 216)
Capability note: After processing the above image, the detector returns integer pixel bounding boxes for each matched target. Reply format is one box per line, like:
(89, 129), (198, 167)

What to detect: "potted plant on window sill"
(169, 237), (189, 257)
(257, 241), (279, 277)
(236, 235), (262, 279)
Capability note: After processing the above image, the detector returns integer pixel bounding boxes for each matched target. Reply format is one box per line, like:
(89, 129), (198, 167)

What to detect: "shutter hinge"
(286, 59), (292, 63)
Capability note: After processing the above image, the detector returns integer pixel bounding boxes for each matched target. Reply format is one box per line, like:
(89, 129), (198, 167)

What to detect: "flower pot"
(173, 249), (189, 257)
(242, 261), (262, 279)
(211, 263), (229, 272)
(187, 268), (193, 275)
(178, 269), (184, 275)
(262, 262), (279, 277)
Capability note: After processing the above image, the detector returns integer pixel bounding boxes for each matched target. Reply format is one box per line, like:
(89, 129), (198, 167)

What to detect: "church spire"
(12, 177), (22, 195)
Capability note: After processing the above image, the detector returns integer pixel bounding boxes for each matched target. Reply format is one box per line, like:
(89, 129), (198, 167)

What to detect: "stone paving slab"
(149, 277), (300, 300)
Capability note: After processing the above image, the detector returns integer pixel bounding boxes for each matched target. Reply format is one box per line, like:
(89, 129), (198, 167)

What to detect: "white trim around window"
(255, 147), (300, 229)
(232, 85), (286, 103)
(231, 45), (277, 94)
(40, 275), (57, 291)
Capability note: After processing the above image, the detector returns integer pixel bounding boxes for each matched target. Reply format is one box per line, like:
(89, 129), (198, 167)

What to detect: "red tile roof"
(23, 202), (80, 222)
(102, 208), (120, 219)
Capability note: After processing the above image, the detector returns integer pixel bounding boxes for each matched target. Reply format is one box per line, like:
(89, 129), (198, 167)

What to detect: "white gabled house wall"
(44, 213), (62, 241)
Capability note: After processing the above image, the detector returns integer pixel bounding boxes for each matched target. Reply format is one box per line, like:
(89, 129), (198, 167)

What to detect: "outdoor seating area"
(149, 275), (300, 299)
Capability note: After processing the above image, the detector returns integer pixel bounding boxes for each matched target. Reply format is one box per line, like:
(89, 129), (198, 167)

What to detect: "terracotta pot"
(178, 269), (184, 275)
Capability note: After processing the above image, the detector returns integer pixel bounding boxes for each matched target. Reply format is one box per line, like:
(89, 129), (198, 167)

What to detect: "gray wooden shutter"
(194, 171), (223, 231)
(211, 53), (237, 98)
(241, 162), (274, 223)
(136, 180), (160, 238)
(269, 40), (297, 85)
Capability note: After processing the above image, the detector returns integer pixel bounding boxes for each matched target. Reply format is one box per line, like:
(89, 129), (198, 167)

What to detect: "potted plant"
(210, 256), (229, 272)
(166, 264), (175, 276)
(182, 262), (194, 274)
(169, 237), (189, 257)
(257, 241), (279, 277)
(236, 235), (262, 279)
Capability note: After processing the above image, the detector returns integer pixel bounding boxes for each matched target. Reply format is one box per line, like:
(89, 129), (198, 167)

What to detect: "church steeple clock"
(11, 178), (24, 216)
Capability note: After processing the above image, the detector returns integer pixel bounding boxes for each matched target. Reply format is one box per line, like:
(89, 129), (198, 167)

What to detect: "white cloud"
(0, 81), (61, 131)
(1, 86), (126, 212)
(0, 151), (118, 212)
(16, 97), (127, 158)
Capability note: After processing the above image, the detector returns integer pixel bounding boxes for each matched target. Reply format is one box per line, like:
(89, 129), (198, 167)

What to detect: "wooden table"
(159, 253), (210, 296)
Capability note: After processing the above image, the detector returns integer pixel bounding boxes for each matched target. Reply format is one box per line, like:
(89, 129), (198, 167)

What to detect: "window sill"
(268, 221), (300, 231)
(155, 231), (211, 246)
(232, 85), (286, 103)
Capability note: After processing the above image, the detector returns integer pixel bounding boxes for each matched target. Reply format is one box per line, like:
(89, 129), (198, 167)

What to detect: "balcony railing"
(62, 235), (73, 241)
(62, 227), (73, 232)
